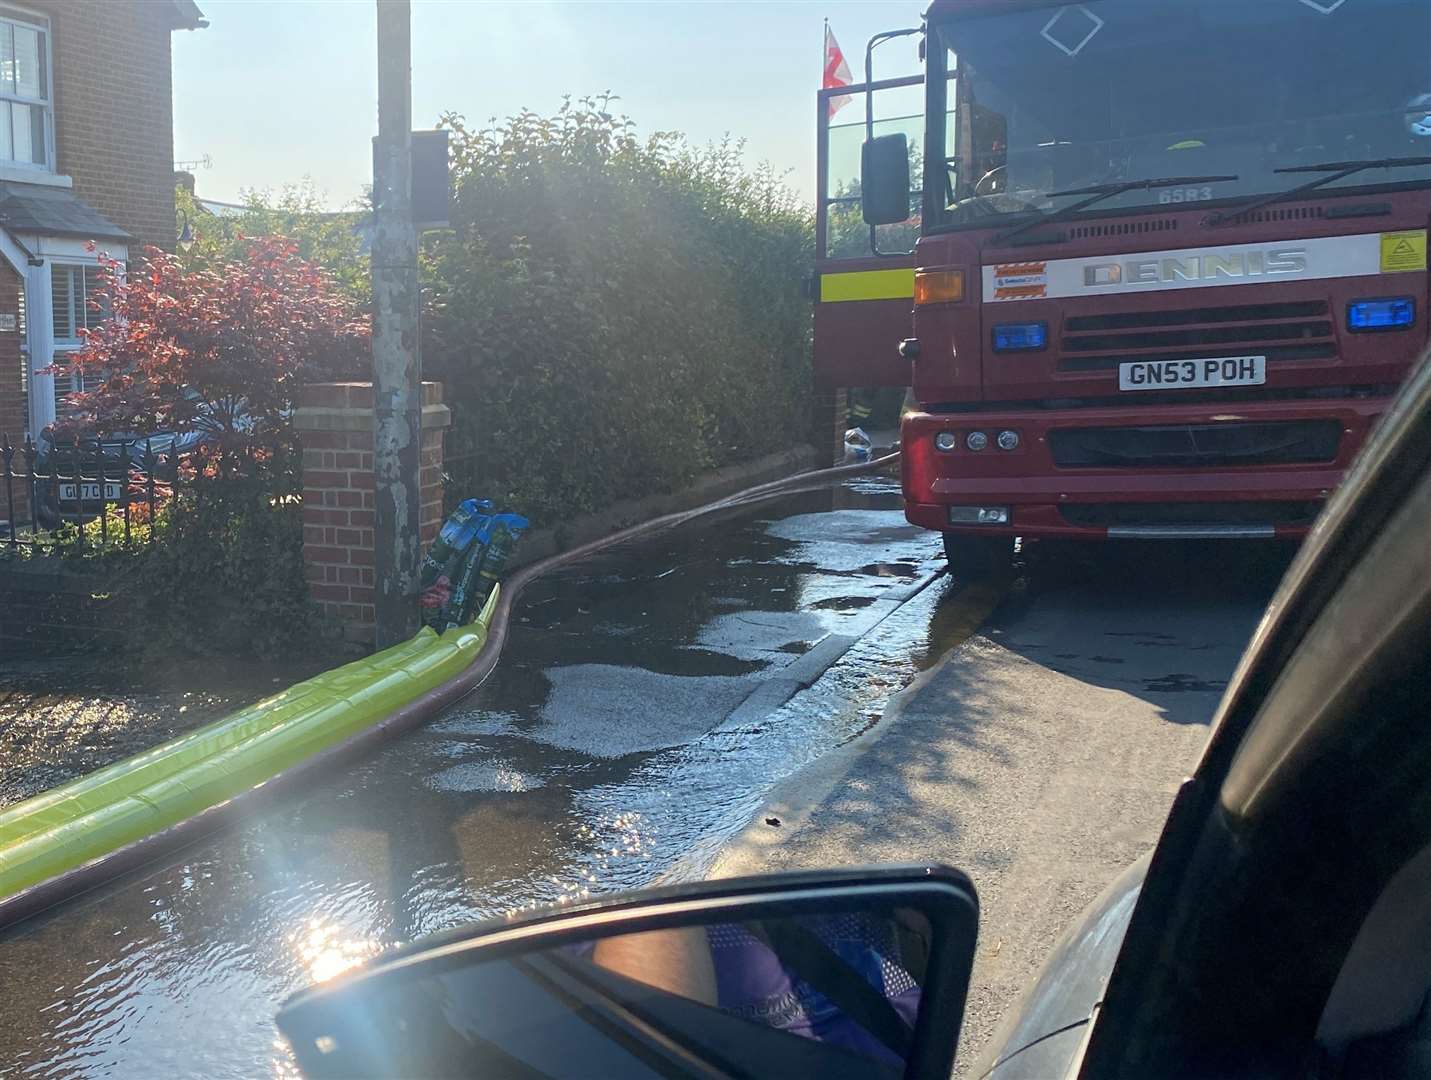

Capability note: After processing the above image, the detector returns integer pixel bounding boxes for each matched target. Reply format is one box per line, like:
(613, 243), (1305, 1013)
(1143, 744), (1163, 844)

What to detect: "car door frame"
(1079, 350), (1431, 1077)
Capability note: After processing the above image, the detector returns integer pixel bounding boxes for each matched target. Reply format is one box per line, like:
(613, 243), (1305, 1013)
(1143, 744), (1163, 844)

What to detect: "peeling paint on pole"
(372, 0), (423, 648)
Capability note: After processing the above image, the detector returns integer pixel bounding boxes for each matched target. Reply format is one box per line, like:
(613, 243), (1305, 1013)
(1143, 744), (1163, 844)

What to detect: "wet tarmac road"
(0, 474), (976, 1079)
(713, 537), (1297, 1073)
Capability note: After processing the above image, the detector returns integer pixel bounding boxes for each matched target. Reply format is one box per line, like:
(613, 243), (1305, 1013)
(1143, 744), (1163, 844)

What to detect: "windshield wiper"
(1205, 156), (1431, 227)
(993, 175), (1239, 245)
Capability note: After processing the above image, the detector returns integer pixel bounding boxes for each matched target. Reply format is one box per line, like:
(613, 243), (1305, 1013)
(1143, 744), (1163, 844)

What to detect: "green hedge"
(425, 97), (814, 520)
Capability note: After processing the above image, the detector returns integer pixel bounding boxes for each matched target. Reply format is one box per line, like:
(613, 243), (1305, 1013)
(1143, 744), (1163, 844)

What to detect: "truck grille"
(1048, 419), (1342, 469)
(1059, 300), (1336, 372)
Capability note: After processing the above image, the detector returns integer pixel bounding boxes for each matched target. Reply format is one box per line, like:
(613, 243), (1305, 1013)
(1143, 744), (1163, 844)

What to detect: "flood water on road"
(0, 475), (964, 1079)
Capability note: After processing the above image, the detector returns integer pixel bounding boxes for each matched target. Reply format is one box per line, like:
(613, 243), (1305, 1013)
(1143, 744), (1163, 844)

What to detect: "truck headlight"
(949, 506), (1009, 524)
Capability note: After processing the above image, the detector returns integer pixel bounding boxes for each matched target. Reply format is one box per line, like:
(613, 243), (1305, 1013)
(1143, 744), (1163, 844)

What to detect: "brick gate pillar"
(294, 381), (451, 649)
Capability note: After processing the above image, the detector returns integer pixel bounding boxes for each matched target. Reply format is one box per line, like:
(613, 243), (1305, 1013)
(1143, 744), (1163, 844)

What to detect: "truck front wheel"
(942, 533), (1012, 579)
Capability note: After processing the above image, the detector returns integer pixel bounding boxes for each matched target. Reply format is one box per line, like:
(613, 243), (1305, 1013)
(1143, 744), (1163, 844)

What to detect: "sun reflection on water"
(290, 919), (379, 984)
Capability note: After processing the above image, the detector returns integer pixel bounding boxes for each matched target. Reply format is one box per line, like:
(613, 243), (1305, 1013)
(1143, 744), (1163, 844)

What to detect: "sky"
(171, 1), (927, 210)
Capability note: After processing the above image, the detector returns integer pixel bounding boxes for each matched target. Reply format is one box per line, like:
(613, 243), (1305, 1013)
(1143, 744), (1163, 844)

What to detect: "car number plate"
(1119, 355), (1266, 392)
(58, 481), (122, 502)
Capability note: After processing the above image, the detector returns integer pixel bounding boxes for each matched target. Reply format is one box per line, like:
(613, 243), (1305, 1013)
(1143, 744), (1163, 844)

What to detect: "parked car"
(275, 348), (1431, 1079)
(29, 427), (204, 527)
(29, 394), (250, 526)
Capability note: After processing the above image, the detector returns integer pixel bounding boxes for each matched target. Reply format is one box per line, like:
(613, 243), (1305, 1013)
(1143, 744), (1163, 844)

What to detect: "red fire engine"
(816, 0), (1431, 572)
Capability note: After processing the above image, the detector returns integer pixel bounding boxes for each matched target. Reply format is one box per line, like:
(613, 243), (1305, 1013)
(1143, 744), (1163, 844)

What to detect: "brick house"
(0, 0), (204, 514)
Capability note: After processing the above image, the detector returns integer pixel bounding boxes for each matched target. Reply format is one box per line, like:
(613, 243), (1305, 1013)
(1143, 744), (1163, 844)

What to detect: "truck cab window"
(932, 0), (1431, 231)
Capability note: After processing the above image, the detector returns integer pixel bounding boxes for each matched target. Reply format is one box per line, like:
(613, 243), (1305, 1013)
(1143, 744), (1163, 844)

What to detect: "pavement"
(710, 542), (1291, 1071)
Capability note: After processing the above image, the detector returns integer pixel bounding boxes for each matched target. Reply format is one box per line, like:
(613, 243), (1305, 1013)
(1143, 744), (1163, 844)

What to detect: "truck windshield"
(931, 0), (1431, 230)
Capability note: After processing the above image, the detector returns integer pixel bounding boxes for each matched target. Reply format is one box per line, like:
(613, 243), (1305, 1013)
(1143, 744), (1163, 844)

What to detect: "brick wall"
(0, 562), (125, 654)
(0, 263), (28, 521)
(35, 0), (183, 254)
(295, 382), (451, 649)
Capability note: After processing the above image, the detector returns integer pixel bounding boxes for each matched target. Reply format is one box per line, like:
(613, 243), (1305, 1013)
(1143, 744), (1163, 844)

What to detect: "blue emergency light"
(992, 321), (1048, 352)
(1347, 298), (1415, 332)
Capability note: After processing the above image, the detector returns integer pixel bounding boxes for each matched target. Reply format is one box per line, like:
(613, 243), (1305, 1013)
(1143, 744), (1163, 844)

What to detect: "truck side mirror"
(862, 133), (912, 226)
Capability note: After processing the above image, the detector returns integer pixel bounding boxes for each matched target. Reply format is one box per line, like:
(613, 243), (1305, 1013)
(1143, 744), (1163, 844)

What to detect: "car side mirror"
(278, 865), (978, 1079)
(862, 134), (913, 226)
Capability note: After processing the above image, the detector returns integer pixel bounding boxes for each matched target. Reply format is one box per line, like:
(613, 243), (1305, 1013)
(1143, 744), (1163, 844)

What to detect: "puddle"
(533, 665), (760, 757)
(687, 609), (835, 661)
(425, 760), (538, 794)
(810, 595), (880, 611)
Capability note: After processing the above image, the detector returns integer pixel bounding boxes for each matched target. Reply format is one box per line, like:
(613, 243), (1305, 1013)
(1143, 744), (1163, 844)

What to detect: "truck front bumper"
(901, 396), (1388, 541)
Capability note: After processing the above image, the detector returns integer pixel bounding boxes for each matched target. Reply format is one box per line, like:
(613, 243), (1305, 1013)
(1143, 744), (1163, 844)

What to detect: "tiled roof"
(168, 1), (208, 30)
(0, 182), (129, 242)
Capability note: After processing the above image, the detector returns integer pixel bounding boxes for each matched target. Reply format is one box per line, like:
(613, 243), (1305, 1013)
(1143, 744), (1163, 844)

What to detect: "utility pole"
(371, 0), (422, 648)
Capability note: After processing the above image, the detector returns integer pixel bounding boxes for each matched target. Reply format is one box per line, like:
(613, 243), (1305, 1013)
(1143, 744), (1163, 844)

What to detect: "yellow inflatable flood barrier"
(0, 587), (499, 911)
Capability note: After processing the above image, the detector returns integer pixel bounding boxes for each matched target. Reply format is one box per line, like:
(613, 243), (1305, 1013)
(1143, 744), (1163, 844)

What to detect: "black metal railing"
(1, 432), (184, 549)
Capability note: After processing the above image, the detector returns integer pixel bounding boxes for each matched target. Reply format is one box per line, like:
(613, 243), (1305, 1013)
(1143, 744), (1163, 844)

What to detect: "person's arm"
(591, 927), (719, 1006)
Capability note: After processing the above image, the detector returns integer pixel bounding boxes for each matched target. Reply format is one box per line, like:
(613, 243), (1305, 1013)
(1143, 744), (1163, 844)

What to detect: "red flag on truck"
(824, 23), (853, 118)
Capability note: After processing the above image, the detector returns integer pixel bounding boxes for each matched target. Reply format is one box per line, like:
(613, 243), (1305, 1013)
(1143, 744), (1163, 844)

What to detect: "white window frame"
(51, 262), (103, 346)
(0, 4), (52, 172)
(49, 261), (111, 413)
(13, 238), (126, 434)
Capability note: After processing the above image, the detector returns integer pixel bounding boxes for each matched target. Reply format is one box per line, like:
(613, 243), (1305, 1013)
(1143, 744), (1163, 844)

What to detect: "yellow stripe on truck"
(820, 267), (916, 303)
